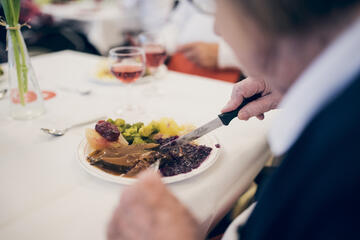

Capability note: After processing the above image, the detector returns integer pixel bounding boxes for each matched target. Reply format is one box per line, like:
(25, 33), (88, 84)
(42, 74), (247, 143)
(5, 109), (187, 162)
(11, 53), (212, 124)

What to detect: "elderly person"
(107, 0), (360, 239)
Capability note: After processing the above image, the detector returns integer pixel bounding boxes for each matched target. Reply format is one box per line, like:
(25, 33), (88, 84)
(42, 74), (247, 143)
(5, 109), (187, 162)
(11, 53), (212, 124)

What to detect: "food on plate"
(85, 118), (212, 178)
(95, 61), (114, 80)
(85, 123), (127, 150)
(87, 143), (166, 177)
(157, 137), (212, 177)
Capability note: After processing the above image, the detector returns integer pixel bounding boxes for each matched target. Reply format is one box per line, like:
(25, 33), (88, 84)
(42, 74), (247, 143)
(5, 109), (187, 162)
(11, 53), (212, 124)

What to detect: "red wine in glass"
(144, 44), (167, 68)
(110, 64), (144, 83)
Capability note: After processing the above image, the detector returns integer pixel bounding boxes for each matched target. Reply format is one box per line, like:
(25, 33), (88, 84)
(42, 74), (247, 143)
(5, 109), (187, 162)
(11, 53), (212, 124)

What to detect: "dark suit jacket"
(239, 72), (360, 239)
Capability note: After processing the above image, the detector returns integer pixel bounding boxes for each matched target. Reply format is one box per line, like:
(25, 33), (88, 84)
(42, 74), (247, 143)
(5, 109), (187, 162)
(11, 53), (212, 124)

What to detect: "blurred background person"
(157, 0), (243, 82)
(129, 0), (243, 82)
(0, 0), (99, 63)
(158, 0), (240, 70)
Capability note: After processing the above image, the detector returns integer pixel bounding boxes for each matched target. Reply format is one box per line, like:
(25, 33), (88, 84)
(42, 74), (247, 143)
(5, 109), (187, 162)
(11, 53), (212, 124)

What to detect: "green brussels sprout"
(139, 125), (154, 137)
(124, 123), (131, 129)
(115, 118), (125, 127)
(132, 122), (144, 130)
(107, 118), (115, 124)
(123, 127), (137, 137)
(132, 137), (145, 144)
(149, 121), (160, 131)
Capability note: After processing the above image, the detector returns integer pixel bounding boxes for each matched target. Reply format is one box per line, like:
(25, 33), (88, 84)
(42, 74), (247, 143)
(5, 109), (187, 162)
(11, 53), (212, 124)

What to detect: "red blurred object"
(168, 52), (241, 83)
(42, 90), (56, 100)
(11, 89), (37, 104)
(20, 0), (42, 23)
(20, 0), (53, 25)
(145, 44), (167, 68)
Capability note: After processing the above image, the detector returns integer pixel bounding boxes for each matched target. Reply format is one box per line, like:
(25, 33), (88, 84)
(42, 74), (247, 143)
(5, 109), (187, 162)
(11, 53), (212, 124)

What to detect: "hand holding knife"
(163, 93), (262, 147)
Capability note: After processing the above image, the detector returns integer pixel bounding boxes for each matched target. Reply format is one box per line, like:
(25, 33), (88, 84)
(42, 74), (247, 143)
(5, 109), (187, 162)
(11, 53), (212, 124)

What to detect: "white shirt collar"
(268, 17), (360, 156)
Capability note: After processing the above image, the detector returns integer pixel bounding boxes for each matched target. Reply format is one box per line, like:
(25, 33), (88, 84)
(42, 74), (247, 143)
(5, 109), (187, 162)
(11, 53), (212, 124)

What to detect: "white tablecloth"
(0, 50), (277, 239)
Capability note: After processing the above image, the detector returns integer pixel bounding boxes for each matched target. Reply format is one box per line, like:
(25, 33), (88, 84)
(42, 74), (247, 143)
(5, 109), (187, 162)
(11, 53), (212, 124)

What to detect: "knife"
(165, 93), (262, 146)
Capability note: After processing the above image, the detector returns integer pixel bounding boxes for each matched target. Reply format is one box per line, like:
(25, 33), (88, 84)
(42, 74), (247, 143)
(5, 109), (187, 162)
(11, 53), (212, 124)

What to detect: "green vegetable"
(107, 118), (115, 124)
(132, 122), (144, 130)
(132, 137), (145, 144)
(1, 0), (28, 105)
(115, 118), (125, 127)
(123, 127), (137, 136)
(139, 124), (155, 137)
(106, 118), (162, 145)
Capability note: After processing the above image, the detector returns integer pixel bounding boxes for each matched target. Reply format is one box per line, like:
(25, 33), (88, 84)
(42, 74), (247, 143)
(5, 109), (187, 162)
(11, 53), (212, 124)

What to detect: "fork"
(41, 115), (106, 136)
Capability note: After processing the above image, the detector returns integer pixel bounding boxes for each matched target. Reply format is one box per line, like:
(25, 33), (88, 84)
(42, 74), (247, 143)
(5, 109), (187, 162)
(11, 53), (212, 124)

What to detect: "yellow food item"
(156, 118), (195, 138)
(95, 61), (113, 80)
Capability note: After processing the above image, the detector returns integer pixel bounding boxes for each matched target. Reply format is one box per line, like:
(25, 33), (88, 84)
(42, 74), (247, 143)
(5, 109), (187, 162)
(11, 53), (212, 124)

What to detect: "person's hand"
(222, 77), (282, 120)
(107, 171), (201, 240)
(177, 42), (219, 69)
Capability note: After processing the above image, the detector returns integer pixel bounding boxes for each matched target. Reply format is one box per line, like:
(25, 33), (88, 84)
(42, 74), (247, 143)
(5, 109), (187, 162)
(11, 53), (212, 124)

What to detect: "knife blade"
(164, 93), (262, 147)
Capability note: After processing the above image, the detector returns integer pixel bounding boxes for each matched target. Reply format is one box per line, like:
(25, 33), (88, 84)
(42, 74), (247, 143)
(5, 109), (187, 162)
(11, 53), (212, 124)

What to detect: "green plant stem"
(9, 29), (25, 105)
(15, 29), (28, 93)
(2, 0), (29, 105)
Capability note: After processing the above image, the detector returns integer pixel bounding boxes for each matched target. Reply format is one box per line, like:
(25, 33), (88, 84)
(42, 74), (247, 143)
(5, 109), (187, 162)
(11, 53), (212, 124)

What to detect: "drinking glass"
(108, 46), (146, 116)
(138, 32), (167, 76)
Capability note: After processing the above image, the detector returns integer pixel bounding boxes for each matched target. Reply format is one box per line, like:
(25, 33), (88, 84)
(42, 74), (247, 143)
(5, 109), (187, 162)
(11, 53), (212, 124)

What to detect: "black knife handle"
(218, 93), (262, 126)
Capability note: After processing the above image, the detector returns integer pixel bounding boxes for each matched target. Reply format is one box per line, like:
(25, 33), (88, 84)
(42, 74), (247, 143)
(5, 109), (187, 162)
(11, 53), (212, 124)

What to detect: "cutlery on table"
(41, 115), (106, 136)
(58, 86), (92, 95)
(0, 88), (7, 100)
(162, 93), (262, 148)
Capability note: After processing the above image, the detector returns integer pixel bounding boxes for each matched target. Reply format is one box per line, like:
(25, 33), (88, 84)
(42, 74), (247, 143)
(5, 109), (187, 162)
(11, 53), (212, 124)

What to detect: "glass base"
(10, 103), (45, 120)
(114, 104), (145, 120)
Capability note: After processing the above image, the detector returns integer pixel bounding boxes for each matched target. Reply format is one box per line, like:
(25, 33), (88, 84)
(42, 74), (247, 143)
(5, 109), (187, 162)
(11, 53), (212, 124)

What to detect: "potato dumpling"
(86, 129), (128, 150)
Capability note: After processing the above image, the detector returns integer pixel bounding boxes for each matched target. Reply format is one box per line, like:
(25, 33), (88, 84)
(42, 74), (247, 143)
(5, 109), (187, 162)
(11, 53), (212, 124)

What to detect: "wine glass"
(137, 32), (168, 99)
(108, 46), (146, 116)
(138, 32), (167, 76)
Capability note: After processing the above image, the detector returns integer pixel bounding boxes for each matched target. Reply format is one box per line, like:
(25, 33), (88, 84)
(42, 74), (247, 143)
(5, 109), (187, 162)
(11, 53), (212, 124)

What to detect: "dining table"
(0, 50), (278, 239)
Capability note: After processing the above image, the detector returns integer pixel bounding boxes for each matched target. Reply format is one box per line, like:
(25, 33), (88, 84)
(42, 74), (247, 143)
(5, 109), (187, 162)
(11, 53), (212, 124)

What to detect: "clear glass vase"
(7, 28), (45, 120)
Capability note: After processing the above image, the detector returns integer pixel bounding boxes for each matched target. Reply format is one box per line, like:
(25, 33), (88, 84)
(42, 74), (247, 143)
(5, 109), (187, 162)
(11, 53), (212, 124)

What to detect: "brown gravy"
(87, 143), (159, 177)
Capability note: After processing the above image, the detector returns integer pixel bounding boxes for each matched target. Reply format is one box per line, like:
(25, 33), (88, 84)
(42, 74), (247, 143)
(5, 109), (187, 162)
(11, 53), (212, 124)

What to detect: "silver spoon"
(41, 115), (106, 136)
(0, 89), (7, 100)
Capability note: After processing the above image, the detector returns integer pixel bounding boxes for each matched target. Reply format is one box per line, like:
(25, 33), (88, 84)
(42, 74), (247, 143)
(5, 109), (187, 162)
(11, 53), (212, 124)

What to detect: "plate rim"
(77, 134), (220, 185)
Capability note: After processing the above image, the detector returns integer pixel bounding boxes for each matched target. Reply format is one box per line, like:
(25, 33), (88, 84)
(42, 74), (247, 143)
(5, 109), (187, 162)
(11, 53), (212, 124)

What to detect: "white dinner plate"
(77, 134), (220, 185)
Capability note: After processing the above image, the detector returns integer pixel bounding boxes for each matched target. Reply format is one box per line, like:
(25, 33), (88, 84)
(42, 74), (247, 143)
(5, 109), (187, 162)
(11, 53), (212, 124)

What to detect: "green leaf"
(1, 0), (21, 26)
(13, 0), (21, 23)
(0, 0), (12, 25)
